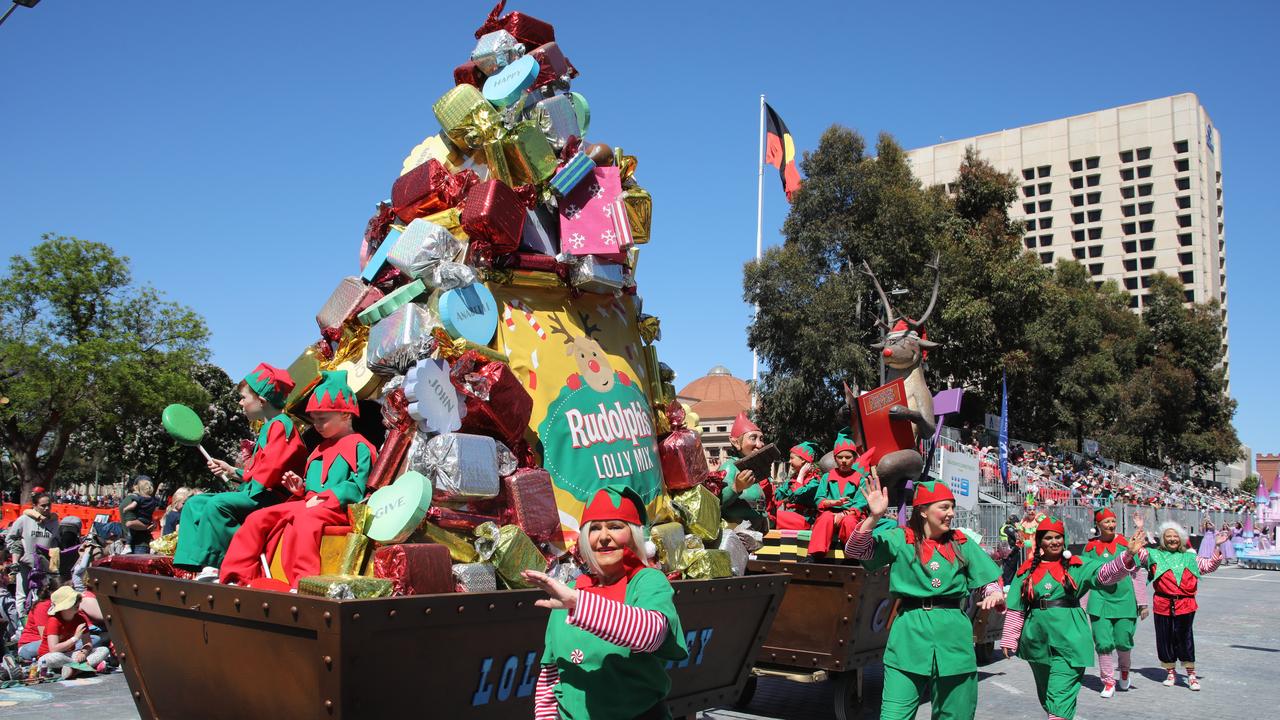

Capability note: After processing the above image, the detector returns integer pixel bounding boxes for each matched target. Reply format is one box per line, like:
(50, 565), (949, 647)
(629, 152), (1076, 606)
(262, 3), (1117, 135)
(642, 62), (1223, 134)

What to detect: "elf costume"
(219, 371), (376, 587)
(1125, 532), (1222, 690)
(793, 437), (874, 557)
(844, 480), (1003, 720)
(718, 413), (774, 532)
(1000, 517), (1132, 720)
(1080, 508), (1148, 696)
(771, 441), (821, 531)
(534, 486), (688, 720)
(174, 363), (307, 571)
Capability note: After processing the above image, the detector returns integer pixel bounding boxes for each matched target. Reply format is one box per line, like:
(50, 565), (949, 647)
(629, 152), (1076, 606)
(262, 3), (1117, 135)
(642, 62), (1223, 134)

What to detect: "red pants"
(775, 508), (810, 531)
(807, 510), (863, 556)
(219, 493), (346, 587)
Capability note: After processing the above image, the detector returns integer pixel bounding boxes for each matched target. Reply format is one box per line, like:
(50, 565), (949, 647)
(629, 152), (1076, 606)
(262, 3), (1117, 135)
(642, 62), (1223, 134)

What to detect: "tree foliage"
(0, 235), (214, 500)
(745, 132), (1240, 472)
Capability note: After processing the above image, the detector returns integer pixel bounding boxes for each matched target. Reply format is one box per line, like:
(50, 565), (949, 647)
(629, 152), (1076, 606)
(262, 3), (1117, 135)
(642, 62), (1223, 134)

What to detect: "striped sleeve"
(533, 664), (559, 720)
(844, 528), (874, 559)
(1197, 553), (1222, 574)
(981, 582), (1003, 600)
(1000, 609), (1024, 651)
(1096, 555), (1131, 586)
(1132, 565), (1149, 607)
(567, 590), (669, 653)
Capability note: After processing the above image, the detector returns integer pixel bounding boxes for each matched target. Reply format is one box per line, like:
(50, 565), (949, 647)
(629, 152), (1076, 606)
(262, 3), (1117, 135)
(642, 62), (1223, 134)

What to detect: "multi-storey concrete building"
(905, 94), (1229, 386)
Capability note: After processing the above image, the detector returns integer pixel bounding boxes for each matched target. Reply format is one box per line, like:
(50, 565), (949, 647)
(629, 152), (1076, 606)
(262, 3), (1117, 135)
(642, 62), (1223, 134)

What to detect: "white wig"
(577, 521), (650, 577)
(1157, 520), (1190, 547)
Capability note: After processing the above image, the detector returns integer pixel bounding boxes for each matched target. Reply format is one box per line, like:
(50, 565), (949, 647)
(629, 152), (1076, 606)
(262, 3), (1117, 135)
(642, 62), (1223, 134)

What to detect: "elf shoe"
(1118, 670), (1131, 690)
(1163, 669), (1177, 686)
(1100, 680), (1116, 698)
(1188, 673), (1200, 691)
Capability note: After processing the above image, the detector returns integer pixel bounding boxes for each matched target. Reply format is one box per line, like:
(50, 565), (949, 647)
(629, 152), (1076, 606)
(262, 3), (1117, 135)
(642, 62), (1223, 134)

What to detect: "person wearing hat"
(524, 485), (688, 720)
(717, 412), (774, 532)
(1120, 515), (1228, 691)
(771, 441), (822, 530)
(174, 363), (308, 579)
(219, 370), (376, 587)
(35, 586), (111, 679)
(1000, 516), (1145, 719)
(1081, 507), (1149, 697)
(844, 473), (1005, 720)
(792, 437), (876, 559)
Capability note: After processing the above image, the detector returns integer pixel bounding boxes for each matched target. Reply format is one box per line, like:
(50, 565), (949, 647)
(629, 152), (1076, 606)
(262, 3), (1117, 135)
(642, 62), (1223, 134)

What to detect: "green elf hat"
(579, 484), (647, 527)
(789, 441), (819, 463)
(241, 362), (294, 409)
(913, 479), (955, 506)
(305, 370), (360, 416)
(832, 429), (859, 456)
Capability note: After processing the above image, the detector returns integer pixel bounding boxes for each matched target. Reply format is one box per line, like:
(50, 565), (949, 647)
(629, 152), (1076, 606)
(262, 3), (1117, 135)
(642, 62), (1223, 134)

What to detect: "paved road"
(5, 564), (1277, 719)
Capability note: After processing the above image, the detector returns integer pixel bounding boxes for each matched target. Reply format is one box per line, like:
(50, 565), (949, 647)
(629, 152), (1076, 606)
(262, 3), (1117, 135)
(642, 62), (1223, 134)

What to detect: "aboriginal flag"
(764, 102), (802, 202)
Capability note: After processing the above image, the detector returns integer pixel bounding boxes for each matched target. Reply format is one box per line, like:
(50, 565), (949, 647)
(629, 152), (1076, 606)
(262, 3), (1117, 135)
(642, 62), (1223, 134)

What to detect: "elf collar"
(1084, 535), (1127, 557)
(1017, 554), (1083, 589)
(309, 433), (375, 483)
(577, 548), (647, 602)
(903, 527), (967, 563)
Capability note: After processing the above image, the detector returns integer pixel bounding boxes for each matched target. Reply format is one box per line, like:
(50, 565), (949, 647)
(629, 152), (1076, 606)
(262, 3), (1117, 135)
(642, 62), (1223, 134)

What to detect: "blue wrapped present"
(548, 152), (595, 197)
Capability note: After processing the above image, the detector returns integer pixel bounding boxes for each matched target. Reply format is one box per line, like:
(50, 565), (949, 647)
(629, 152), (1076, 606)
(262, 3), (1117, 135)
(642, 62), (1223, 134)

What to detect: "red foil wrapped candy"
(372, 543), (454, 596)
(460, 179), (526, 257)
(474, 1), (555, 48)
(449, 349), (533, 449)
(391, 159), (479, 224)
(502, 468), (560, 544)
(658, 403), (710, 491)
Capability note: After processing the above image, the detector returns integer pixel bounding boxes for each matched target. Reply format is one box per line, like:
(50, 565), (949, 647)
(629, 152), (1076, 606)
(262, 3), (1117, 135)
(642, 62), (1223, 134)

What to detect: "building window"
(1179, 252), (1193, 265)
(1072, 229), (1085, 242)
(1178, 215), (1192, 228)
(1071, 194), (1084, 207)
(1087, 191), (1101, 205)
(1039, 200), (1052, 212)
(1038, 182), (1052, 195)
(1141, 275), (1154, 288)
(1026, 218), (1037, 230)
(1175, 158), (1190, 172)
(1129, 295), (1140, 309)
(1070, 159), (1083, 172)
(1023, 185), (1035, 197)
(1124, 259), (1138, 272)
(1023, 168), (1036, 180)
(1087, 209), (1102, 222)
(1120, 168), (1135, 181)
(1138, 201), (1154, 215)
(1086, 156), (1100, 169)
(1120, 150), (1134, 163)
(1023, 202), (1036, 214)
(1124, 276), (1138, 289)
(1122, 240), (1137, 253)
(1025, 237), (1037, 249)
(1137, 165), (1153, 178)
(1040, 234), (1054, 246)
(1140, 257), (1156, 270)
(1174, 140), (1189, 154)
(1176, 196), (1191, 209)
(1073, 248), (1086, 259)
(1040, 216), (1053, 228)
(1178, 232), (1193, 246)
(1140, 238), (1155, 252)
(1122, 204), (1136, 217)
(1071, 177), (1084, 189)
(1137, 147), (1152, 161)
(1122, 222), (1136, 235)
(1086, 174), (1101, 187)
(1176, 177), (1191, 191)
(1071, 212), (1085, 224)
(1180, 270), (1195, 284)
(1121, 186), (1135, 199)
(1139, 220), (1155, 233)
(1088, 227), (1103, 240)
(1088, 245), (1103, 258)
(1089, 263), (1104, 276)
(1038, 165), (1052, 178)
(1040, 251), (1054, 264)
(1185, 290), (1196, 302)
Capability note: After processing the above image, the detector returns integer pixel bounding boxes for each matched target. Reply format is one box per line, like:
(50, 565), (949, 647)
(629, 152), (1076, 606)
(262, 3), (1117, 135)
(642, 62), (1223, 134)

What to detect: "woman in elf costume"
(1000, 517), (1144, 720)
(1080, 508), (1148, 698)
(1122, 516), (1227, 691)
(844, 474), (1005, 720)
(524, 485), (688, 720)
(793, 436), (875, 559)
(219, 370), (377, 588)
(718, 413), (774, 532)
(174, 363), (307, 579)
(770, 441), (822, 530)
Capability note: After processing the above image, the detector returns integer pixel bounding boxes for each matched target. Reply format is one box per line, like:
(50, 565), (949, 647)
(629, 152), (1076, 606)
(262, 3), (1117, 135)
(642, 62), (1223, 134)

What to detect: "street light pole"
(0, 0), (40, 30)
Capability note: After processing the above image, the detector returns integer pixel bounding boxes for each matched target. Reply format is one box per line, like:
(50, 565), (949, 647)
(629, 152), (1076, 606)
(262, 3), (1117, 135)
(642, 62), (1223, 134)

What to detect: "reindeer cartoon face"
(549, 312), (616, 393)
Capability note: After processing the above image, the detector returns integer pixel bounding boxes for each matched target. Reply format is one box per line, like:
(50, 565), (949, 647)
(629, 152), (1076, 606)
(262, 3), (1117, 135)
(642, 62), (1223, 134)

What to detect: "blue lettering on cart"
(665, 627), (713, 669)
(472, 651), (543, 706)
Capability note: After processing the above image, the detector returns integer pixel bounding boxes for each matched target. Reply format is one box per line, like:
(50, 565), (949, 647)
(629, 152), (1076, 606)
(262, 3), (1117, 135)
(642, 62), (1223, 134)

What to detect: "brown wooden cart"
(88, 567), (789, 719)
(740, 560), (1006, 719)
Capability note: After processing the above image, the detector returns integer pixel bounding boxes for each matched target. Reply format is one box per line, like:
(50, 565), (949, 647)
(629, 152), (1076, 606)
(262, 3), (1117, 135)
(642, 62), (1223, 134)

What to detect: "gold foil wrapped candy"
(637, 313), (662, 345)
(682, 549), (733, 579)
(474, 521), (546, 590)
(338, 533), (370, 575)
(649, 522), (687, 574)
(621, 186), (652, 244)
(503, 122), (559, 186)
(425, 207), (470, 242)
(297, 574), (394, 600)
(672, 486), (722, 542)
(414, 521), (480, 563)
(433, 84), (492, 151)
(149, 532), (179, 557)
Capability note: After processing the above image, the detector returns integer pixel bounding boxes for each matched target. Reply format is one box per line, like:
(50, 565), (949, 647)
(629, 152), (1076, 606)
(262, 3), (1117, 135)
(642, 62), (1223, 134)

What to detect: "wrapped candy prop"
(408, 431), (500, 502)
(149, 532), (178, 557)
(391, 159), (479, 224)
(95, 554), (194, 580)
(649, 522), (687, 574)
(366, 303), (439, 376)
(502, 468), (560, 544)
(372, 543), (454, 596)
(682, 549), (733, 580)
(474, 521), (545, 589)
(402, 358), (466, 434)
(672, 486), (721, 542)
(426, 506), (502, 534)
(449, 350), (532, 449)
(659, 402), (709, 492)
(366, 387), (415, 490)
(316, 277), (383, 341)
(718, 530), (749, 577)
(452, 562), (498, 593)
(386, 218), (475, 290)
(473, 1), (555, 48)
(357, 279), (427, 326)
(297, 575), (394, 600)
(366, 471), (434, 544)
(415, 521), (480, 563)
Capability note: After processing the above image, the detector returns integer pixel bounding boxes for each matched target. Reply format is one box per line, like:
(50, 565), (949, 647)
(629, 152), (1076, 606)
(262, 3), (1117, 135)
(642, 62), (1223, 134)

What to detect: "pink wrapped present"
(558, 166), (631, 258)
(316, 277), (382, 341)
(660, 428), (711, 492)
(502, 468), (560, 544)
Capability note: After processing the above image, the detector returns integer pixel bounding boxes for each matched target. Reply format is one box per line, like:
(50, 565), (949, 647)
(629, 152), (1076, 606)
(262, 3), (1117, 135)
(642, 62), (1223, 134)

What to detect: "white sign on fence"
(984, 413), (1002, 432)
(941, 448), (980, 510)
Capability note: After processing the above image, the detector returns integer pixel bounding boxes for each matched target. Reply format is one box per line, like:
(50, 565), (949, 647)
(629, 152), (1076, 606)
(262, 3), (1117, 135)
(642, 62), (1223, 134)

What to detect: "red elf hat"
(242, 362), (294, 409)
(1036, 516), (1066, 536)
(1094, 508), (1116, 523)
(730, 412), (760, 439)
(579, 485), (647, 527)
(913, 479), (955, 506)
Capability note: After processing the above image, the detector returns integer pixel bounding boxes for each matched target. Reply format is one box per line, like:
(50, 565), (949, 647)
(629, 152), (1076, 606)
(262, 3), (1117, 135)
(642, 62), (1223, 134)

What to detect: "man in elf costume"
(718, 412), (774, 532)
(1080, 508), (1148, 697)
(219, 370), (377, 588)
(792, 435), (875, 559)
(174, 363), (307, 579)
(771, 441), (821, 530)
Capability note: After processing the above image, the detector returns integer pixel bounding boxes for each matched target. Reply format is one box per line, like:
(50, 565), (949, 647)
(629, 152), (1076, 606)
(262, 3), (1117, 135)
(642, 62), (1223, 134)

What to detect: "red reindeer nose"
(588, 360), (601, 373)
(882, 348), (894, 358)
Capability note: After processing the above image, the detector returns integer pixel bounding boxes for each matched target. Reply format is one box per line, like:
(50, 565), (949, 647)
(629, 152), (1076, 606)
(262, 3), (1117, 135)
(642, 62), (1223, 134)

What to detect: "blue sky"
(2, 1), (1276, 463)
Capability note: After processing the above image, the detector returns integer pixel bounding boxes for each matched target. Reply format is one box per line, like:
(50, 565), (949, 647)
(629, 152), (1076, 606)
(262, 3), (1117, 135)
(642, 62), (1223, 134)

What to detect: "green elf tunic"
(538, 566), (688, 720)
(861, 525), (1001, 720)
(1006, 555), (1112, 719)
(789, 468), (871, 514)
(718, 458), (770, 528)
(1081, 536), (1143, 653)
(173, 413), (306, 569)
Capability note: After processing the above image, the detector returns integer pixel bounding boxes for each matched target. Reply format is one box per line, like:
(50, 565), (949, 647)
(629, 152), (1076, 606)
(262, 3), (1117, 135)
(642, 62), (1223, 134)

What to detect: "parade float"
(88, 4), (787, 718)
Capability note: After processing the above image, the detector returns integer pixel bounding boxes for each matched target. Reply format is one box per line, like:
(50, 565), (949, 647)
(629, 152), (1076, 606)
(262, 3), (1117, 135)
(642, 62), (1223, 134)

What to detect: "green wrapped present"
(433, 84), (491, 150)
(649, 522), (686, 574)
(672, 486), (721, 542)
(474, 521), (546, 589)
(503, 122), (558, 186)
(338, 533), (370, 576)
(682, 549), (733, 579)
(414, 520), (480, 563)
(297, 574), (394, 600)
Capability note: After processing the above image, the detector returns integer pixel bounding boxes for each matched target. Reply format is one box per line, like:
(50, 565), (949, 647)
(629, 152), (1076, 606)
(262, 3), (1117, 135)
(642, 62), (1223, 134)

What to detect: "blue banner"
(998, 371), (1009, 483)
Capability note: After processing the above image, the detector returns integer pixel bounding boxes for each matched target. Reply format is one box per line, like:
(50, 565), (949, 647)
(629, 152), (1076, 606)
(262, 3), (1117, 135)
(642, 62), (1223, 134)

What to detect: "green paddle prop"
(161, 404), (235, 484)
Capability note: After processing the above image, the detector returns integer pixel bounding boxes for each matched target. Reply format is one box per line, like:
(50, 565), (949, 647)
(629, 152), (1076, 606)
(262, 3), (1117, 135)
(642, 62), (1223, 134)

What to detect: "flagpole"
(753, 94), (764, 410)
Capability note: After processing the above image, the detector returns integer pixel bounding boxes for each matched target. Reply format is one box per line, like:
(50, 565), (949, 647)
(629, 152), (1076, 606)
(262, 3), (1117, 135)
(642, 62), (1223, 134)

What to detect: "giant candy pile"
(257, 3), (758, 598)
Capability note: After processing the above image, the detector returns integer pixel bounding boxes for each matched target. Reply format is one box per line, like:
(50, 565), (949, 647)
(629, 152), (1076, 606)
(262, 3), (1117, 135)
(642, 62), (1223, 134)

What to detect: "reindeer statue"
(842, 254), (942, 504)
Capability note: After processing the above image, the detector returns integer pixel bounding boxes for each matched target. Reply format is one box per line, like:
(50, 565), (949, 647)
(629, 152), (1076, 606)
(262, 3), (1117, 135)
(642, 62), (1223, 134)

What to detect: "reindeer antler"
(907, 252), (941, 331)
(861, 260), (898, 327)
(547, 313), (574, 344)
(578, 310), (602, 339)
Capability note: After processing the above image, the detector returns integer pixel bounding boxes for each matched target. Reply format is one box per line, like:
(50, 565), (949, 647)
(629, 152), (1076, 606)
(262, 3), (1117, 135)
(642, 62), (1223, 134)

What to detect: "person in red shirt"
(16, 588), (52, 662)
(36, 586), (110, 678)
(1121, 516), (1228, 691)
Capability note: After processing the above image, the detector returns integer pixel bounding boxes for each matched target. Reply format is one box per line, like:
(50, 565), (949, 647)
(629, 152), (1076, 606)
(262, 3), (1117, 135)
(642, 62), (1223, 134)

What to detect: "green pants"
(881, 661), (976, 720)
(1089, 615), (1136, 653)
(172, 484), (279, 570)
(1029, 657), (1084, 719)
